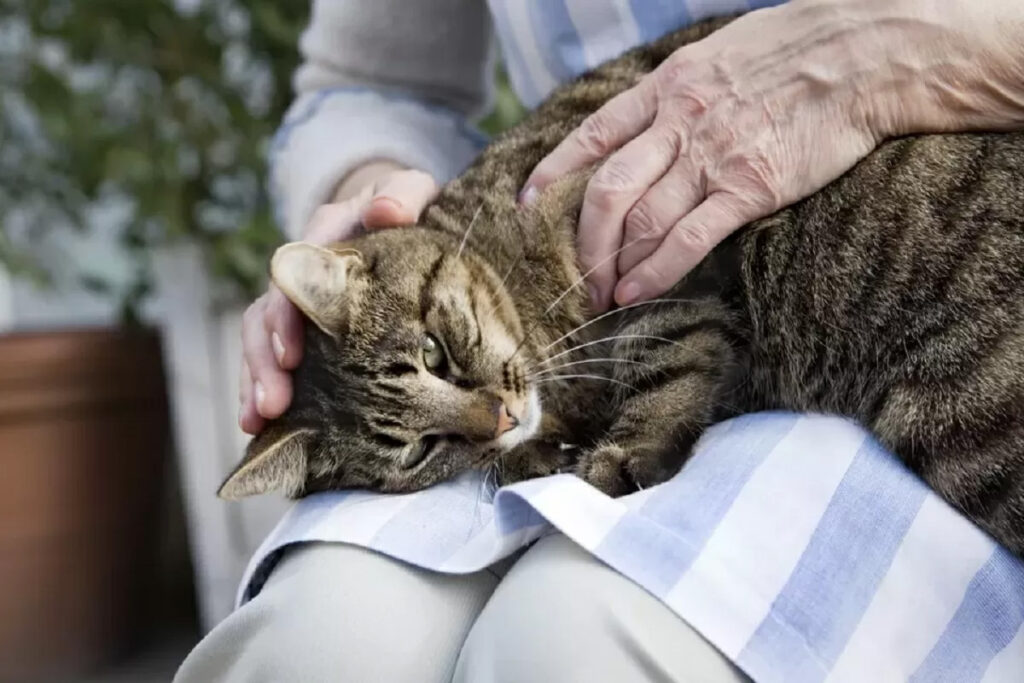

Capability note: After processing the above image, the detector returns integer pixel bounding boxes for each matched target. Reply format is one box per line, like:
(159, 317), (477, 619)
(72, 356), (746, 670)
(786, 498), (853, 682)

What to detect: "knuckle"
(657, 56), (690, 92)
(624, 202), (663, 241)
(591, 158), (637, 195)
(576, 244), (606, 273)
(657, 67), (719, 124)
(675, 89), (711, 120)
(263, 303), (281, 333)
(739, 153), (783, 208)
(264, 292), (290, 328)
(715, 153), (782, 215)
(657, 60), (709, 107)
(639, 259), (672, 290)
(243, 300), (263, 326)
(658, 124), (685, 158)
(576, 246), (599, 270)
(576, 113), (615, 156)
(671, 220), (714, 255)
(309, 203), (339, 225)
(241, 341), (260, 369)
(402, 168), (437, 188)
(243, 308), (272, 349)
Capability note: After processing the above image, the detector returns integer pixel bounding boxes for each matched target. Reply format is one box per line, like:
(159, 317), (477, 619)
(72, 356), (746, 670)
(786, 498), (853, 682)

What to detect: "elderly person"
(178, 1), (1024, 681)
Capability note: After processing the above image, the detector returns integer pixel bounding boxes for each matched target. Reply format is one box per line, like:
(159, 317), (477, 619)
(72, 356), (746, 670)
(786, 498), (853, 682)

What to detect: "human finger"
(616, 158), (703, 276)
(263, 285), (303, 371)
(615, 192), (751, 305)
(238, 359), (265, 435)
(576, 125), (678, 310)
(303, 201), (365, 246)
(361, 169), (440, 228)
(241, 296), (293, 420)
(522, 78), (658, 200)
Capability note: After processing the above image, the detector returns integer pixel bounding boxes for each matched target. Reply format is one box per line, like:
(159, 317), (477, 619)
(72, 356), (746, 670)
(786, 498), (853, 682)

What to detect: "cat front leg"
(494, 440), (578, 486)
(576, 298), (745, 496)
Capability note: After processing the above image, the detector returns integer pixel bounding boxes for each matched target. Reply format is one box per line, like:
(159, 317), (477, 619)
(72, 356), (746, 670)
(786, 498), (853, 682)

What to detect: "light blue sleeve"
(271, 0), (494, 238)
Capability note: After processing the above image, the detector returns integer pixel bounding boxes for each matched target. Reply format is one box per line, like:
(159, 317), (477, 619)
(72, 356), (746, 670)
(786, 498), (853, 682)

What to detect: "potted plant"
(0, 0), (306, 677)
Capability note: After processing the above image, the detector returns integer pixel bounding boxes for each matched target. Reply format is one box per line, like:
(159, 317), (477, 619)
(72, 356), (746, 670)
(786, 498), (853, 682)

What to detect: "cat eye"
(403, 434), (440, 469)
(421, 333), (447, 373)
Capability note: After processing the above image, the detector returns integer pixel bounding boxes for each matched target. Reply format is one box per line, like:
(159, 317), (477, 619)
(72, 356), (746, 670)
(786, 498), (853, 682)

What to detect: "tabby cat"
(221, 16), (1024, 556)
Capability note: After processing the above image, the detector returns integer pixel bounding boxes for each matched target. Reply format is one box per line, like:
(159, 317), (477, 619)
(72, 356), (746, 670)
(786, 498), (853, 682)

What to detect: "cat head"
(219, 227), (543, 499)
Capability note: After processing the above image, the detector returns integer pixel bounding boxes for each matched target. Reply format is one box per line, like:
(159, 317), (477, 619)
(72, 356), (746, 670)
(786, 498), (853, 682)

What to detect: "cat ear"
(218, 425), (315, 500)
(271, 243), (363, 336)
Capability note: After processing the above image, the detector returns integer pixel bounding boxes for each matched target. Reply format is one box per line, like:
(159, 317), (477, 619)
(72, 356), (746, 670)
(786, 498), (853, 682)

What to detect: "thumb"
(361, 169), (439, 228)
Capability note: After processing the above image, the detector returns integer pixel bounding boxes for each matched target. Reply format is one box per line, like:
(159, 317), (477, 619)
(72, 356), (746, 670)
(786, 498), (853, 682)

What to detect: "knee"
(454, 534), (747, 683)
(454, 534), (624, 681)
(176, 545), (386, 682)
(176, 543), (497, 683)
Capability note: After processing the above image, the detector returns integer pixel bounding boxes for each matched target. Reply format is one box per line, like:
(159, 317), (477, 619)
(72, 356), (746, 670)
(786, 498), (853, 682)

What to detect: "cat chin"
(494, 388), (542, 452)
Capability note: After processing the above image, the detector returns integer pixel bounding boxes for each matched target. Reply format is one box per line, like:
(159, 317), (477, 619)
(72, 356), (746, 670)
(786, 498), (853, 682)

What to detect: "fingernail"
(254, 381), (266, 410)
(519, 186), (539, 205)
(617, 281), (641, 305)
(371, 196), (403, 211)
(587, 283), (600, 308)
(272, 332), (286, 364)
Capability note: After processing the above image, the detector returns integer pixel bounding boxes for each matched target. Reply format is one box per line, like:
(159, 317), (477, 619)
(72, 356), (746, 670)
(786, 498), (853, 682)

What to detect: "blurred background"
(0, 0), (522, 680)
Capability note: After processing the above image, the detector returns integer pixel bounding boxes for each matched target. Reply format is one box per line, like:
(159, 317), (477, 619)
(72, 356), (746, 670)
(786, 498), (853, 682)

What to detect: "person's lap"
(452, 533), (748, 682)
(174, 534), (748, 682)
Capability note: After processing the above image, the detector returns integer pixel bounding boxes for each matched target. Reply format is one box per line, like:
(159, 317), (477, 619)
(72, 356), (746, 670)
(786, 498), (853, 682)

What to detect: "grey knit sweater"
(272, 0), (496, 238)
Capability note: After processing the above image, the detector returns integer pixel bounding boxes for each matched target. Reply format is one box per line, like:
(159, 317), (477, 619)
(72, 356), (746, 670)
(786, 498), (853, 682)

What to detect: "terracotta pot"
(0, 328), (170, 681)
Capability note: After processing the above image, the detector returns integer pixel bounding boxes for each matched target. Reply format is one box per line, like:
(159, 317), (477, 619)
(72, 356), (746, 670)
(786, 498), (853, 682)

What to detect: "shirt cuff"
(269, 87), (489, 240)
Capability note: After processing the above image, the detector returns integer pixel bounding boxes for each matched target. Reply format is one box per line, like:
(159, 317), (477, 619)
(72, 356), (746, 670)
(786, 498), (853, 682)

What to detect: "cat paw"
(577, 443), (671, 497)
(496, 442), (577, 486)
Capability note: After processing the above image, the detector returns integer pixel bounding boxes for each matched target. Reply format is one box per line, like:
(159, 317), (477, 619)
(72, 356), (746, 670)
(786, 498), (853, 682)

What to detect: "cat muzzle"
(496, 403), (520, 437)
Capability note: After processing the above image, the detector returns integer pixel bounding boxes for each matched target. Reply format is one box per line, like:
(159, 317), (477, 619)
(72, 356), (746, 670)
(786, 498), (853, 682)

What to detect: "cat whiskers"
(527, 356), (653, 379)
(534, 333), (690, 371)
(509, 236), (653, 361)
(541, 297), (696, 352)
(480, 459), (502, 507)
(456, 204), (485, 260)
(477, 252), (525, 321)
(532, 373), (638, 392)
(496, 252), (522, 290)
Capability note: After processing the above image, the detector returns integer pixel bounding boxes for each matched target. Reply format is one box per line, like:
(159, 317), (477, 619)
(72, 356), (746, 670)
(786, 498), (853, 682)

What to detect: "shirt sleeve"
(270, 0), (495, 239)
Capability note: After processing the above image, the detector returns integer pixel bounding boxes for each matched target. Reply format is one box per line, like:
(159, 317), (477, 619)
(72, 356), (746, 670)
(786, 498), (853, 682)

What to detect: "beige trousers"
(174, 534), (749, 682)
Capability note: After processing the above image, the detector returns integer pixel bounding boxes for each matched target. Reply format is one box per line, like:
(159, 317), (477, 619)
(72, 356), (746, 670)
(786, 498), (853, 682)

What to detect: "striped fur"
(225, 16), (1024, 557)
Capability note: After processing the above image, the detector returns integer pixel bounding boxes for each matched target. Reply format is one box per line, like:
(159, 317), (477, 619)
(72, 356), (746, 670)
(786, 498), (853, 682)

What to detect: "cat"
(220, 16), (1024, 557)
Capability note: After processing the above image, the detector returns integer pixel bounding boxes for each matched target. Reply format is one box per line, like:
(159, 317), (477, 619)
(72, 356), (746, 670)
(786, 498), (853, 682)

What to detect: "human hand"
(523, 0), (1024, 311)
(239, 164), (438, 434)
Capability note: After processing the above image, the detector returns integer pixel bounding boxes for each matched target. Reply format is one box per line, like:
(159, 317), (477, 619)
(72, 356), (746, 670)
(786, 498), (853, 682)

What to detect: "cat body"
(223, 18), (1024, 556)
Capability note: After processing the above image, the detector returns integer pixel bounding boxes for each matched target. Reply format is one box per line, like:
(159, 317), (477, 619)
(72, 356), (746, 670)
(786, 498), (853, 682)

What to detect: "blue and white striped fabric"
(486, 0), (787, 107)
(240, 414), (1024, 682)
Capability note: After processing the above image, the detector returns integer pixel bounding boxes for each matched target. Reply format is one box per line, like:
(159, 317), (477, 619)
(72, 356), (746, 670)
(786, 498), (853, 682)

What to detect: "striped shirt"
(487, 0), (784, 108)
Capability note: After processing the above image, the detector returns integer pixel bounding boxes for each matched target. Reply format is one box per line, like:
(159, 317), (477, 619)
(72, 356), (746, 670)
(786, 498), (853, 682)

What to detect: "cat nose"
(496, 403), (520, 437)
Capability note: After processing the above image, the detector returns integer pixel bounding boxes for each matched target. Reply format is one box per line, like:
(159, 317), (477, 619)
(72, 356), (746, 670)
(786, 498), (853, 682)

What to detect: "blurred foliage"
(0, 0), (524, 320)
(1, 0), (307, 315)
(479, 67), (527, 137)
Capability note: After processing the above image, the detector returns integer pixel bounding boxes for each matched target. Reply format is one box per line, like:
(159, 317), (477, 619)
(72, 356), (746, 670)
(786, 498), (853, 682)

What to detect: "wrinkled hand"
(239, 167), (438, 434)
(524, 1), (900, 310)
